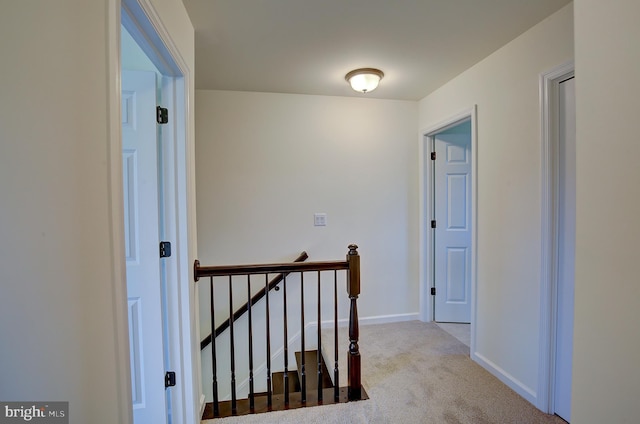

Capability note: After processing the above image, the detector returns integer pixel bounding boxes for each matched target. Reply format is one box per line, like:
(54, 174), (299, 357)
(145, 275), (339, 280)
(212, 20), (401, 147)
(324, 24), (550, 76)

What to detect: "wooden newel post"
(346, 244), (362, 401)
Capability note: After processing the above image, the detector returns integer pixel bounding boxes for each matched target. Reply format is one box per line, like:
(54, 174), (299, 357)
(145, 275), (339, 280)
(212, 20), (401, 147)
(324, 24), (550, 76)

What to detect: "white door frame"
(419, 106), (478, 352)
(108, 1), (200, 423)
(538, 61), (575, 413)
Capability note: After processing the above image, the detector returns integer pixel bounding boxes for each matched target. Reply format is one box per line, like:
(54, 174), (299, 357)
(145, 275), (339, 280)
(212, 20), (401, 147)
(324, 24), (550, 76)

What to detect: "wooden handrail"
(200, 251), (309, 350)
(194, 258), (348, 279)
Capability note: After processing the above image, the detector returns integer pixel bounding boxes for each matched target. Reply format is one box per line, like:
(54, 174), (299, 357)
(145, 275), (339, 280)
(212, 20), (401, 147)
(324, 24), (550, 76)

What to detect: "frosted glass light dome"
(345, 68), (384, 93)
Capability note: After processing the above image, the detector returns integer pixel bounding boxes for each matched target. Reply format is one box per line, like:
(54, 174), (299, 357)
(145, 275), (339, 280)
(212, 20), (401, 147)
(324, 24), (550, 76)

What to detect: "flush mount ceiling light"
(345, 68), (384, 93)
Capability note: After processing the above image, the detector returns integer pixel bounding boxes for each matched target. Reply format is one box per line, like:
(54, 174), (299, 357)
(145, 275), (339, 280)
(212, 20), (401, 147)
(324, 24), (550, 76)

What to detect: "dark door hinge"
(165, 371), (176, 388)
(431, 287), (436, 296)
(160, 241), (172, 258)
(431, 220), (436, 229)
(156, 106), (169, 124)
(431, 152), (436, 160)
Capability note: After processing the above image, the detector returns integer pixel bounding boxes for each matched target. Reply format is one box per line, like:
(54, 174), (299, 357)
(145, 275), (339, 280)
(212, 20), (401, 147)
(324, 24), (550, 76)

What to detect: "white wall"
(0, 1), (195, 423)
(195, 90), (418, 317)
(572, 0), (640, 422)
(418, 4), (573, 404)
(195, 91), (418, 398)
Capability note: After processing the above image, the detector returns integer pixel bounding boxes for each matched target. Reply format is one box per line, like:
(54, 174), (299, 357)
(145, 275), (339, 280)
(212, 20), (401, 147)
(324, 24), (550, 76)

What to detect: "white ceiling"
(182, 0), (571, 101)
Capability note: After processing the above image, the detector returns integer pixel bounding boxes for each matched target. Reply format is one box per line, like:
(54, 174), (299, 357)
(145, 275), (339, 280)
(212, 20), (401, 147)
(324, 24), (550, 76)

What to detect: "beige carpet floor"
(203, 321), (565, 423)
(435, 322), (470, 347)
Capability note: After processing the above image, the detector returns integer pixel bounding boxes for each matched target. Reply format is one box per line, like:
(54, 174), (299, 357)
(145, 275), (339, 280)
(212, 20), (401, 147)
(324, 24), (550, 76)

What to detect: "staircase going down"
(202, 349), (366, 419)
(195, 245), (367, 420)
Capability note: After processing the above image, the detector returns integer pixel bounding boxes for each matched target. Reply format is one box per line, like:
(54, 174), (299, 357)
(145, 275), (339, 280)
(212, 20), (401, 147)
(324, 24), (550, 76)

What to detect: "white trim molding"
(538, 60), (574, 413)
(320, 312), (420, 329)
(474, 352), (538, 405)
(107, 1), (134, 423)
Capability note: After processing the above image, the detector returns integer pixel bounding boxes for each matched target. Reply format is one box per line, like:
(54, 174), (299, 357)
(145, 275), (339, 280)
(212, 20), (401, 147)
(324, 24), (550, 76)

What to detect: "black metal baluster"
(334, 270), (339, 402)
(300, 272), (306, 403)
(283, 273), (289, 405)
(229, 275), (237, 414)
(317, 270), (323, 401)
(210, 277), (219, 416)
(247, 275), (255, 411)
(265, 273), (272, 408)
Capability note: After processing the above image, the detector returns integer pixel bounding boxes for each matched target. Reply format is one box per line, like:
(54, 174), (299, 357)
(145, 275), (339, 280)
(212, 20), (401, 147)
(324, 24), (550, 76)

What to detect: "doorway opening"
(419, 106), (477, 355)
(431, 119), (472, 324)
(118, 0), (197, 422)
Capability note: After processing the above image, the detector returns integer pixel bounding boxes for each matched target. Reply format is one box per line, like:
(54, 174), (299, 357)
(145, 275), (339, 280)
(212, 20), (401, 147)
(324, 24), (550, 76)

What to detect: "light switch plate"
(314, 213), (327, 226)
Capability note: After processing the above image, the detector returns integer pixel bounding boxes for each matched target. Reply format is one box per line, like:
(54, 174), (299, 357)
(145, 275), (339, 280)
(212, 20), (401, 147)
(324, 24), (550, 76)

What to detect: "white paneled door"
(122, 70), (167, 424)
(433, 121), (472, 323)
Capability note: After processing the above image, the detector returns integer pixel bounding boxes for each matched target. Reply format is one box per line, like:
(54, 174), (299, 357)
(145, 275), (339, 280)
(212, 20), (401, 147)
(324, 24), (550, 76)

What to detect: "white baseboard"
(320, 312), (420, 329)
(472, 351), (537, 405)
(360, 312), (420, 326)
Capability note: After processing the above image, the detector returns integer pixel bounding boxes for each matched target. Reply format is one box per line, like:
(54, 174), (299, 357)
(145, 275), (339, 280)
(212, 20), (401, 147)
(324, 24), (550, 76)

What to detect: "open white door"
(122, 69), (167, 424)
(433, 121), (472, 323)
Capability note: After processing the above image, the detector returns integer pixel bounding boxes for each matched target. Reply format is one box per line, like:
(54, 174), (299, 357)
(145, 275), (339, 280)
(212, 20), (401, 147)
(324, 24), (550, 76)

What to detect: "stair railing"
(200, 251), (309, 350)
(194, 244), (362, 418)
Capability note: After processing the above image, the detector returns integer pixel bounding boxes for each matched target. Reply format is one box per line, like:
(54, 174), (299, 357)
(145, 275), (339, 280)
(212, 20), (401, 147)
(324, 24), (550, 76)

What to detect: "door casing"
(419, 106), (478, 353)
(108, 0), (200, 423)
(538, 60), (575, 414)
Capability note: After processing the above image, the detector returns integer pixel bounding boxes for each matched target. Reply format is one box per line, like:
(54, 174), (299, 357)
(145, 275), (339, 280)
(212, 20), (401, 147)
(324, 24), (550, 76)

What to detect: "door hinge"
(160, 241), (172, 258)
(431, 151), (436, 160)
(156, 106), (169, 124)
(431, 220), (436, 229)
(165, 371), (176, 388)
(431, 287), (436, 296)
